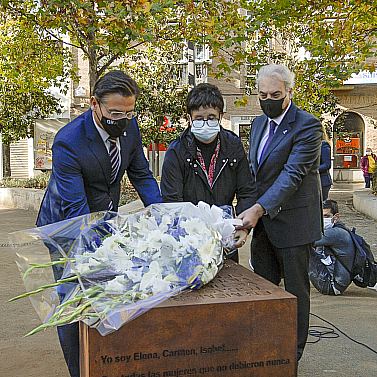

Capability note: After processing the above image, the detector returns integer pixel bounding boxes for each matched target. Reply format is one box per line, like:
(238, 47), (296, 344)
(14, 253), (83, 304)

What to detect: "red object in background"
(335, 138), (360, 154)
(159, 116), (176, 133)
(147, 143), (167, 152)
(342, 155), (358, 169)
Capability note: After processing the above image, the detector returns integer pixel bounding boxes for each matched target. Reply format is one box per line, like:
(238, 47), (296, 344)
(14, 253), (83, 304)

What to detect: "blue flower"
(167, 223), (188, 240)
(176, 246), (201, 284)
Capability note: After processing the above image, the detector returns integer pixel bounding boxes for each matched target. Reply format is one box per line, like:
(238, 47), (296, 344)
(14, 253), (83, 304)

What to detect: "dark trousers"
(51, 256), (80, 377)
(251, 222), (310, 361)
(58, 323), (80, 377)
(364, 174), (372, 188)
(321, 184), (331, 201)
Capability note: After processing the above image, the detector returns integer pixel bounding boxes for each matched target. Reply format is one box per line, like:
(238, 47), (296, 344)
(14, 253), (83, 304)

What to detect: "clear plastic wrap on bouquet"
(10, 202), (238, 336)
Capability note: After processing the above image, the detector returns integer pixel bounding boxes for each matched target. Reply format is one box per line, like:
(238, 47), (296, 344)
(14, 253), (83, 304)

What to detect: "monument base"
(80, 261), (297, 377)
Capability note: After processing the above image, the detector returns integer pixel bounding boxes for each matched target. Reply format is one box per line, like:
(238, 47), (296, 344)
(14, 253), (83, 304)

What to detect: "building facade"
(331, 70), (377, 182)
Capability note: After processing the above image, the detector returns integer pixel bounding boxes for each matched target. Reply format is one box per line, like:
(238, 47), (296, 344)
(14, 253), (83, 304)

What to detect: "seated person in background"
(309, 199), (355, 295)
(161, 83), (256, 261)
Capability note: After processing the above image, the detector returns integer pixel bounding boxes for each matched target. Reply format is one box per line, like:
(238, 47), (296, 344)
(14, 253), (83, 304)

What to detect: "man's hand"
(233, 229), (249, 248)
(237, 203), (265, 229)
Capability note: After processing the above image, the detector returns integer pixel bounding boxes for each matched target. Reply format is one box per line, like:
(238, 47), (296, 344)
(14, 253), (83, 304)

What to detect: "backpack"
(333, 223), (377, 288)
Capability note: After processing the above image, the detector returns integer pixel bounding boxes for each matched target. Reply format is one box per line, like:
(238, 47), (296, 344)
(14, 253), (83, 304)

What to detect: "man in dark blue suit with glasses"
(238, 64), (322, 362)
(37, 70), (162, 377)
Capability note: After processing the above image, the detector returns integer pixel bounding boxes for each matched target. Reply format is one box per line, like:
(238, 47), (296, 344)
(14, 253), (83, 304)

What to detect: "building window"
(195, 64), (207, 84)
(173, 43), (210, 86)
(174, 64), (188, 86)
(194, 44), (211, 62)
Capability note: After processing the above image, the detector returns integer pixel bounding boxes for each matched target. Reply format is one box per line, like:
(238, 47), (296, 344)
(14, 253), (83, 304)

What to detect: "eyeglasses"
(191, 118), (220, 128)
(99, 100), (137, 120)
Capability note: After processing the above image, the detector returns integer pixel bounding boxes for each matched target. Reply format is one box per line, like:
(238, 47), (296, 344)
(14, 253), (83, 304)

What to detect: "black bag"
(333, 223), (377, 288)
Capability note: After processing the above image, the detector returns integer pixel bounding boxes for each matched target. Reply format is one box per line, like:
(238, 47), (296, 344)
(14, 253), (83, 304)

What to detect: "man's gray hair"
(257, 64), (295, 90)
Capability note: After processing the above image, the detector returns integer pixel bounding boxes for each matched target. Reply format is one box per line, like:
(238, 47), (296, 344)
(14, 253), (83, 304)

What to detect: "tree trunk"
(2, 143), (11, 177)
(89, 62), (98, 96)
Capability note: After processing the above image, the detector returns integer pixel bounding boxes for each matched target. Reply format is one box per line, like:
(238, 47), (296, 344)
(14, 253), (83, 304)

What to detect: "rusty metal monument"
(80, 261), (297, 377)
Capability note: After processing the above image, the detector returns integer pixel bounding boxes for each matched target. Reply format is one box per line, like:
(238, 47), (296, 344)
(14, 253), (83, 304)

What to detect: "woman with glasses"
(161, 83), (256, 260)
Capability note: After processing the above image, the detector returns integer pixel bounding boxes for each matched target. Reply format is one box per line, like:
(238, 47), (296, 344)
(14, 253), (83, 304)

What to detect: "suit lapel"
(249, 115), (268, 174)
(85, 111), (112, 184)
(257, 104), (297, 169)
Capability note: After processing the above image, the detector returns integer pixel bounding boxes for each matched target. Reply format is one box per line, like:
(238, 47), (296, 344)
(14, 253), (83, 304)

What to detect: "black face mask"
(259, 95), (287, 118)
(100, 116), (130, 138)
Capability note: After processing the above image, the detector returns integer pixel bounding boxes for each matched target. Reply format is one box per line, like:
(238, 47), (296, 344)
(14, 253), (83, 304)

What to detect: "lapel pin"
(283, 129), (288, 135)
(123, 131), (127, 137)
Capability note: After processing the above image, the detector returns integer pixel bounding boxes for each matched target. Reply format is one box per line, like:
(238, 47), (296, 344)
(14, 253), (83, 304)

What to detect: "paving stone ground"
(0, 183), (376, 376)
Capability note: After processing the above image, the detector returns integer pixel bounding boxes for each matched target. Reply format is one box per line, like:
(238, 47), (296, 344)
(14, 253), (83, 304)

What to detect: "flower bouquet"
(10, 202), (238, 336)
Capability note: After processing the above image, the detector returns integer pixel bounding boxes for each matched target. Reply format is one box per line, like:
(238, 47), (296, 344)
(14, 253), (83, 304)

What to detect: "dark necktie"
(108, 137), (120, 184)
(259, 120), (277, 163)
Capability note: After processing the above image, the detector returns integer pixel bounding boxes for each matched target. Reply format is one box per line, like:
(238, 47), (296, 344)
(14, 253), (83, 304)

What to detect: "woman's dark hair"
(323, 199), (338, 215)
(93, 70), (139, 99)
(186, 83), (224, 115)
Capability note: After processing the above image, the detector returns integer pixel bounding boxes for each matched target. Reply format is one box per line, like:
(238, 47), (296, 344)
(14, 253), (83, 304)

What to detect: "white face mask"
(191, 119), (220, 143)
(323, 217), (333, 230)
(366, 151), (372, 155)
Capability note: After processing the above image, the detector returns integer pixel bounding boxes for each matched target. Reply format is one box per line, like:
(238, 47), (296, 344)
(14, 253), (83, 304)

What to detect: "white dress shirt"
(92, 113), (121, 162)
(257, 101), (292, 163)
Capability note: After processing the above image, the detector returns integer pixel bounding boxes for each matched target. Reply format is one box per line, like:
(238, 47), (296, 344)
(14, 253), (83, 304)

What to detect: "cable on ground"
(308, 312), (377, 354)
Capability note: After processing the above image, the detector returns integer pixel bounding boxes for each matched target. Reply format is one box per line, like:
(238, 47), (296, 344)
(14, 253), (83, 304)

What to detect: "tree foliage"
(121, 43), (188, 147)
(2, 0), (249, 92)
(0, 14), (72, 144)
(241, 0), (377, 118)
(1, 0), (377, 147)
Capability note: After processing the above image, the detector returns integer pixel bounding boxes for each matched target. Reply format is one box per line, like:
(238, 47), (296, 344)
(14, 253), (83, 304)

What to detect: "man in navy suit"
(238, 64), (322, 361)
(37, 70), (162, 377)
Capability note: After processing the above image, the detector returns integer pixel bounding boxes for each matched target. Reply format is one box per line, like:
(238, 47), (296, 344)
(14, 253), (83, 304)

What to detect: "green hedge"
(0, 172), (51, 189)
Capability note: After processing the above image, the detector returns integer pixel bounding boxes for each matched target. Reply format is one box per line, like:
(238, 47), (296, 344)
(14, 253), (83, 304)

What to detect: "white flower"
(150, 278), (171, 294)
(158, 215), (171, 233)
(198, 240), (215, 265)
(125, 268), (143, 283)
(74, 256), (102, 275)
(111, 257), (133, 274)
(139, 261), (172, 294)
(105, 275), (129, 294)
(102, 232), (128, 250)
(139, 261), (162, 291)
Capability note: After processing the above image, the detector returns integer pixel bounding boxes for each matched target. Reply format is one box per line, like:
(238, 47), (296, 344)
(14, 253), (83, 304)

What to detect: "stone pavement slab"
(0, 207), (69, 377)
